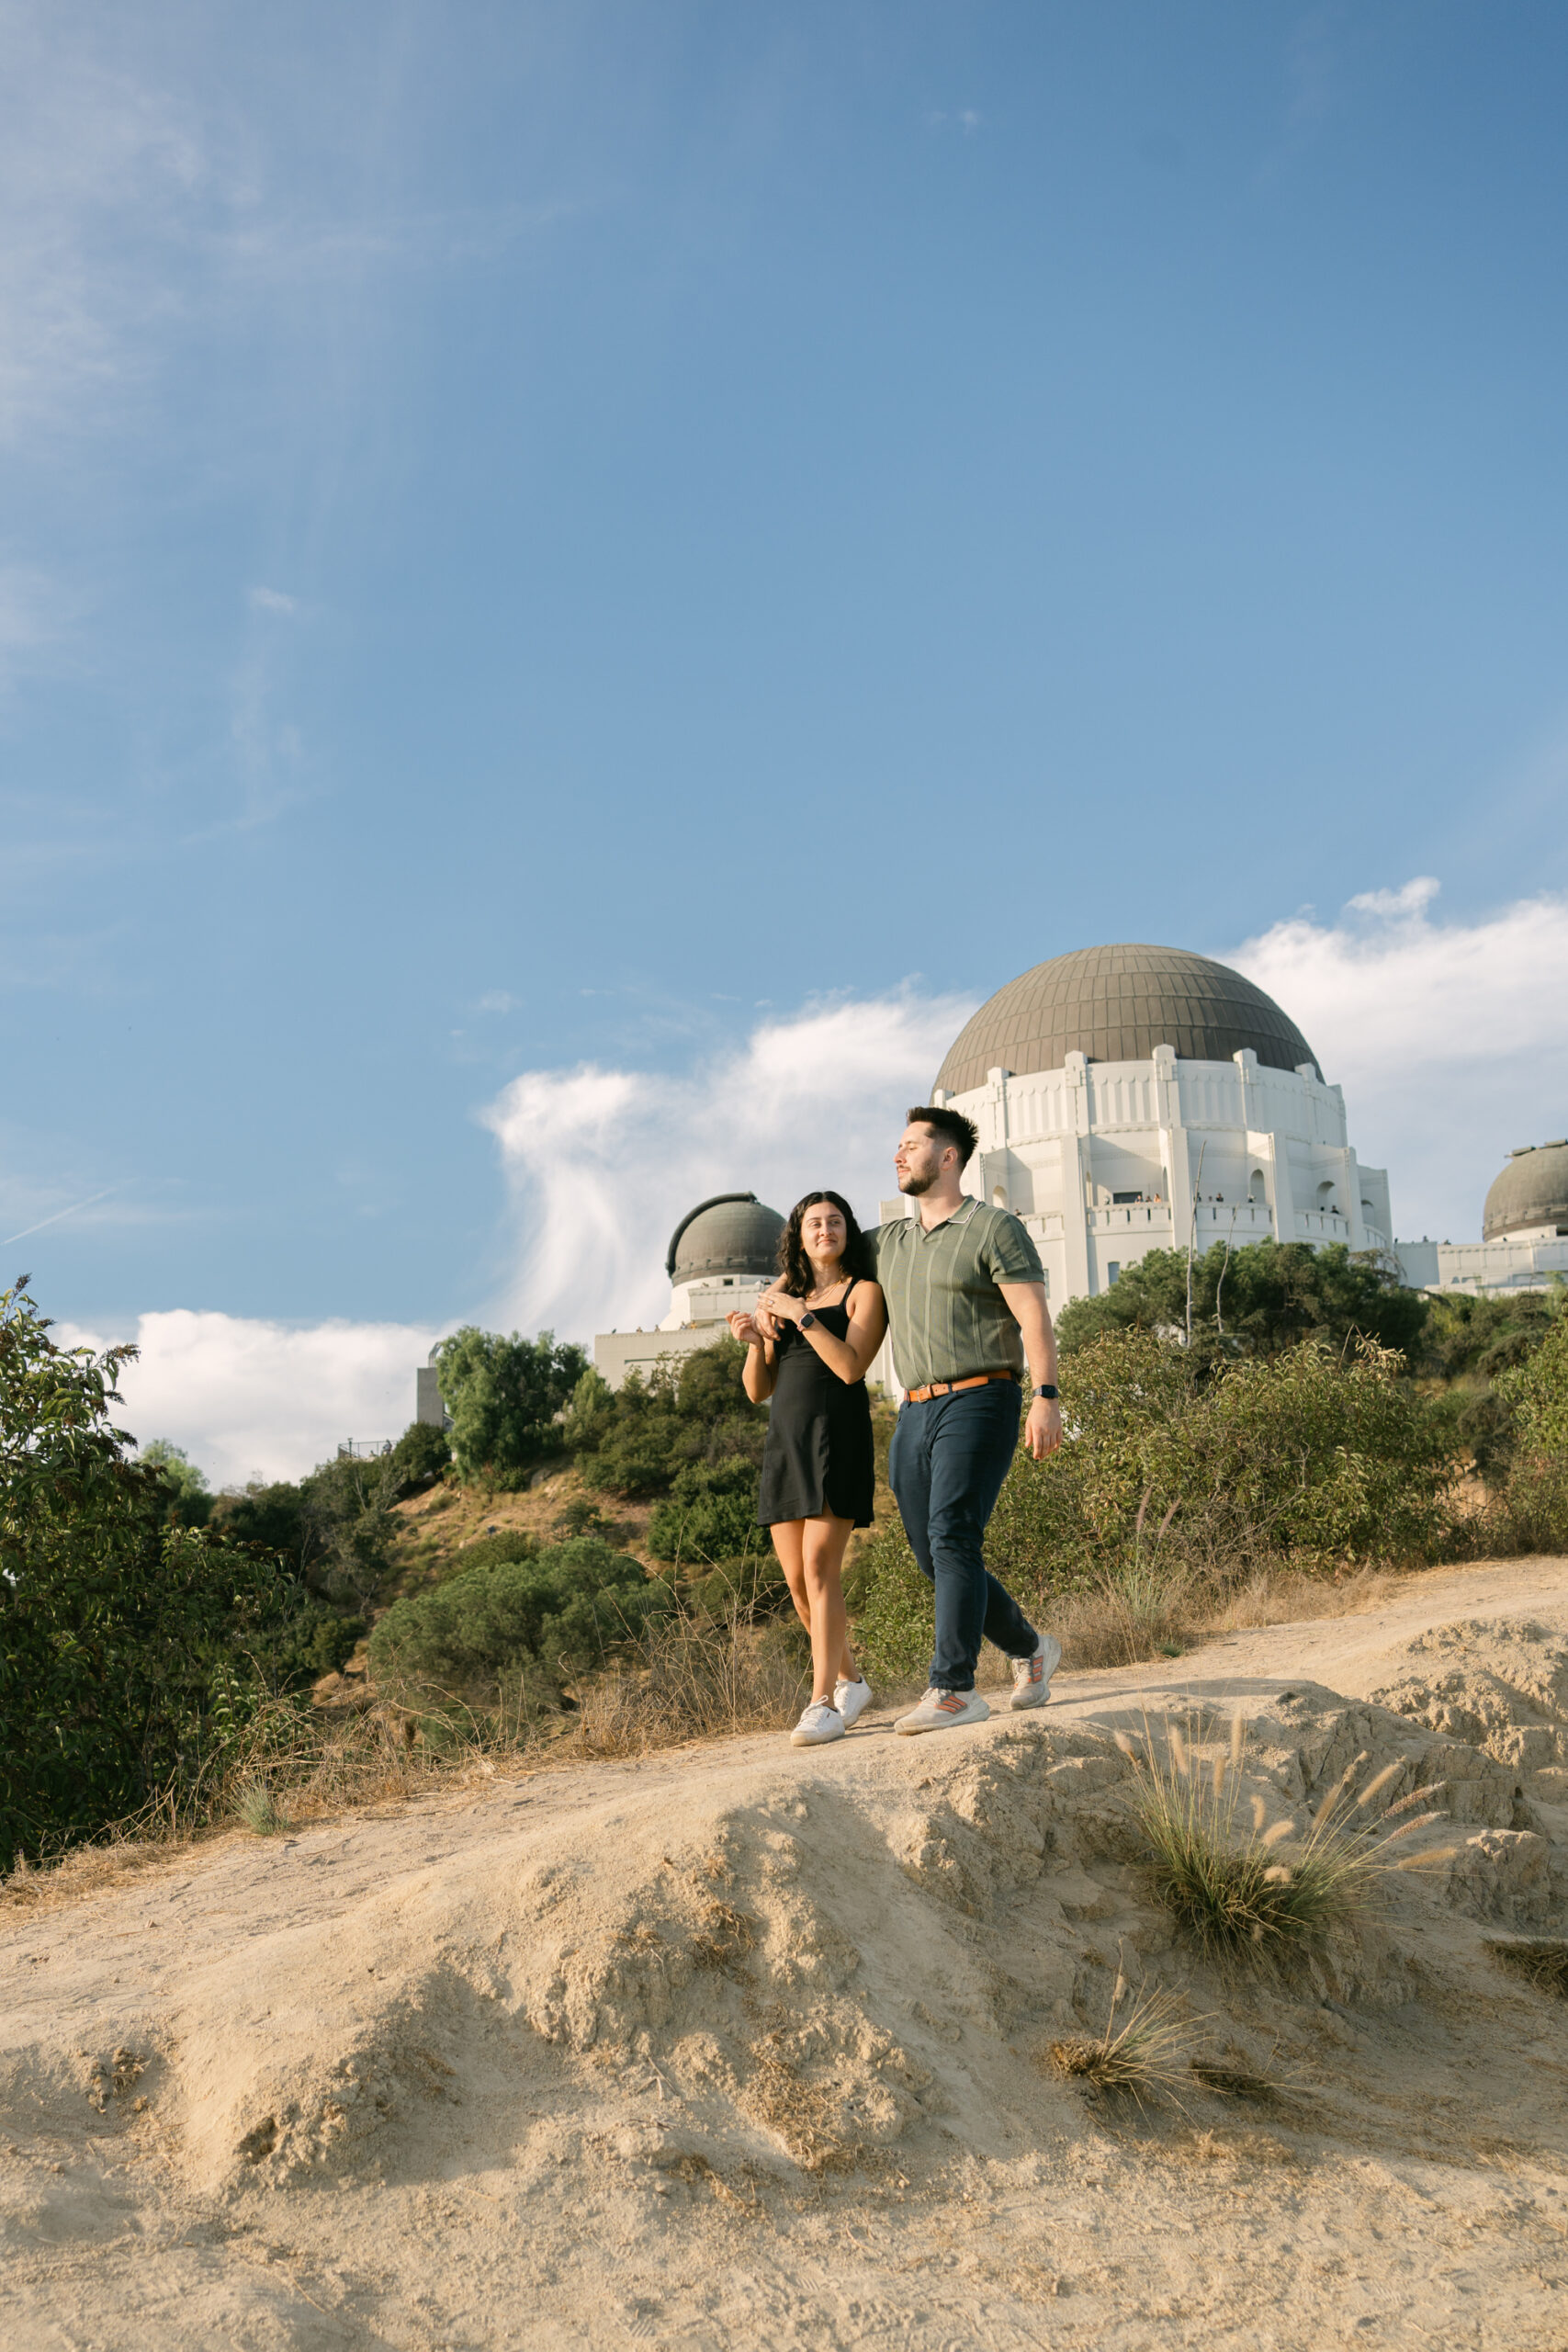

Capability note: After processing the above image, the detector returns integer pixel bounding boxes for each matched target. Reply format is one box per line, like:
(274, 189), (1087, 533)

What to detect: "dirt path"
(5, 1555), (1568, 2350)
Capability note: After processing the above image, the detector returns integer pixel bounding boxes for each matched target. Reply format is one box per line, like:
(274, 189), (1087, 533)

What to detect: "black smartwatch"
(799, 1310), (818, 1331)
(1036, 1383), (1058, 1399)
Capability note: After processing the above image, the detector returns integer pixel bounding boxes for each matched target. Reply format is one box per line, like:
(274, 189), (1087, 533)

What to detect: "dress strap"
(840, 1275), (859, 1306)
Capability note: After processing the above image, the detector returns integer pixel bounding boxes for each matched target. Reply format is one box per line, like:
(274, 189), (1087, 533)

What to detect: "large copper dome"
(934, 944), (1318, 1097)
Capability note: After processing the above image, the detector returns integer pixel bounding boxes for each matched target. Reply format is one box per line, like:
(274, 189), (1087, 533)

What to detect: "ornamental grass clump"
(1048, 1969), (1200, 2108)
(1121, 1711), (1450, 1968)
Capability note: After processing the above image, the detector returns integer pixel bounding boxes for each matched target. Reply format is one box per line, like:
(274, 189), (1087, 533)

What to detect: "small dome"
(934, 943), (1318, 1096)
(665, 1193), (784, 1285)
(1483, 1142), (1568, 1241)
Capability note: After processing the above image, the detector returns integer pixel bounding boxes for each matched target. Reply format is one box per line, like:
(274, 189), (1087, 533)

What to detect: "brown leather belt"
(904, 1372), (1020, 1405)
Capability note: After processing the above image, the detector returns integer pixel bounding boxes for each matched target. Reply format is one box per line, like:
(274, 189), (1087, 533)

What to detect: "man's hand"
(1024, 1396), (1063, 1462)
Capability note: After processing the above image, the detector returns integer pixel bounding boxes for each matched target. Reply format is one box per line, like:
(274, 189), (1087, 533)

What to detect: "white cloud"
(57, 1308), (439, 1488)
(480, 989), (975, 1345)
(1230, 883), (1568, 1243)
(248, 584), (296, 615)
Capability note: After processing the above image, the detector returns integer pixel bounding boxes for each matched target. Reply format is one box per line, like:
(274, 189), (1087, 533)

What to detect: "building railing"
(338, 1439), (394, 1459)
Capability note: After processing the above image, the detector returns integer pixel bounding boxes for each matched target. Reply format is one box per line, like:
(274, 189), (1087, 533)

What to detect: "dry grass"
(1049, 1558), (1411, 1674)
(236, 1782), (289, 1837)
(1203, 1564), (1402, 1634)
(567, 1611), (809, 1757)
(1119, 1711), (1452, 1970)
(1056, 1564), (1194, 1668)
(1048, 1972), (1201, 2107)
(2, 1607), (812, 1916)
(1486, 1937), (1568, 1996)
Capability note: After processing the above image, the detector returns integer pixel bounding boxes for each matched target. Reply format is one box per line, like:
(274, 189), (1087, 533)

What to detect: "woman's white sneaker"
(895, 1689), (990, 1736)
(1010, 1634), (1062, 1711)
(834, 1675), (874, 1727)
(790, 1700), (845, 1747)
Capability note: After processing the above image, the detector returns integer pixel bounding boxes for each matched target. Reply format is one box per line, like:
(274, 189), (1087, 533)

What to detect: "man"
(873, 1105), (1063, 1734)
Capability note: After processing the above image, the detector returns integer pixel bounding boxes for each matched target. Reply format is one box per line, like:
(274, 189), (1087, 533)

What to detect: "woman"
(728, 1191), (887, 1748)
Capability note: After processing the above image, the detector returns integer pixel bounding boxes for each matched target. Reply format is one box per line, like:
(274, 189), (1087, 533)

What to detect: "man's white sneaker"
(834, 1675), (874, 1727)
(1010, 1634), (1062, 1712)
(790, 1700), (845, 1748)
(895, 1689), (990, 1736)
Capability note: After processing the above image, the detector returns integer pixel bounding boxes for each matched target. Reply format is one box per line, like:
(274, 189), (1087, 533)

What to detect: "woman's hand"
(727, 1309), (763, 1347)
(755, 1284), (806, 1329)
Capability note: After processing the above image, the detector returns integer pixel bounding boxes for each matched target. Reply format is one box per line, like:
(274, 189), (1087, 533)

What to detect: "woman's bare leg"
(800, 1515), (858, 1701)
(770, 1522), (812, 1642)
(772, 1520), (860, 1702)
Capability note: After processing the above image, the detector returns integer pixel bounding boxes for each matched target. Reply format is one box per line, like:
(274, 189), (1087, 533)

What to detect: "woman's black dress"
(756, 1278), (876, 1529)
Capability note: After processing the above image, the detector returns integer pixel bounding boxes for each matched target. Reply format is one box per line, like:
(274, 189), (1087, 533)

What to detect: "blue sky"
(5, 2), (1568, 1468)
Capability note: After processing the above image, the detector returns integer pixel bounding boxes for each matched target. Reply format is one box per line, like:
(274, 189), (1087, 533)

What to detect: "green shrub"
(576, 1340), (768, 1499)
(367, 1535), (668, 1694)
(843, 1521), (933, 1688)
(987, 1329), (1455, 1611)
(847, 1328), (1461, 1666)
(441, 1529), (542, 1578)
(1497, 1309), (1568, 1457)
(646, 1457), (762, 1568)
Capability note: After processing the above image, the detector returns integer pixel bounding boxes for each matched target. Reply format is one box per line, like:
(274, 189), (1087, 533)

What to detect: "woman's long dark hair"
(776, 1190), (869, 1297)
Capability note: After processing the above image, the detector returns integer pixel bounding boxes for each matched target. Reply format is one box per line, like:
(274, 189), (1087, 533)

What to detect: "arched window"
(992, 1184), (1008, 1208)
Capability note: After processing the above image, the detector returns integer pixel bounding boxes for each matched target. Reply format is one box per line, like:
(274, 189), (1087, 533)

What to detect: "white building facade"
(914, 1042), (1392, 1305)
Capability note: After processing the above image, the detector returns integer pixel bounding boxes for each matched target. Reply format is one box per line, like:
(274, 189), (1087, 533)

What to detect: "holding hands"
(753, 1283), (806, 1331)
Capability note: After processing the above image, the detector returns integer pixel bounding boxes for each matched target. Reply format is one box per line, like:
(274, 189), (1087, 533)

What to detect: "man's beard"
(898, 1167), (935, 1195)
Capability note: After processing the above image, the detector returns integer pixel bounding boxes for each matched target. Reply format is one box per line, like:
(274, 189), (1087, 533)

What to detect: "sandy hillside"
(6, 1558), (1568, 2351)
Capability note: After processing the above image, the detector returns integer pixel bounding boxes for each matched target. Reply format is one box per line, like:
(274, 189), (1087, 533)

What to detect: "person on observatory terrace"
(759, 1105), (1063, 1737)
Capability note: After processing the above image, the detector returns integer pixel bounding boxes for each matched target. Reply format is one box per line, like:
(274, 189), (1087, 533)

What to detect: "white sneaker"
(834, 1675), (874, 1727)
(790, 1700), (845, 1748)
(895, 1689), (991, 1736)
(1010, 1634), (1062, 1711)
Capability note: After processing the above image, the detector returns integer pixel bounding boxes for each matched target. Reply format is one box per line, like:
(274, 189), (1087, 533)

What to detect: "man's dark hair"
(907, 1104), (979, 1170)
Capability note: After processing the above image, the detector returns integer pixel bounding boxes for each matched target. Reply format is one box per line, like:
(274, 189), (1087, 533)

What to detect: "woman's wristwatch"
(799, 1310), (818, 1331)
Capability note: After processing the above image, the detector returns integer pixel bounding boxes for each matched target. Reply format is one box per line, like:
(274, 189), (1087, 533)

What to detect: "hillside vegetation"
(4, 1243), (1566, 1871)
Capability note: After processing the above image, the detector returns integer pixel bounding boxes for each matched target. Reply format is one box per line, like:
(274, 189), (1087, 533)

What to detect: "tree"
(0, 1280), (339, 1870)
(433, 1328), (589, 1486)
(1055, 1240), (1428, 1364)
(139, 1440), (213, 1527)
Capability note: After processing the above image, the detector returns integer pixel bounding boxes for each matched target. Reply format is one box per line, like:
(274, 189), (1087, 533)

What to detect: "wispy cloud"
(248, 584), (297, 616)
(2, 1185), (116, 1248)
(480, 989), (976, 1344)
(1231, 882), (1568, 1242)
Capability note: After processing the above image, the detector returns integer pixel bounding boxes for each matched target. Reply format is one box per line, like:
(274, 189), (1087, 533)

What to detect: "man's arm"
(997, 1281), (1063, 1463)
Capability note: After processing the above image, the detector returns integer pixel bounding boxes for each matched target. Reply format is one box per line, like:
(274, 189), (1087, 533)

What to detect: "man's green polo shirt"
(868, 1197), (1045, 1392)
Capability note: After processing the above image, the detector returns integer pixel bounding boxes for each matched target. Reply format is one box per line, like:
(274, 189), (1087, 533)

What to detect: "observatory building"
(421, 940), (1560, 1419)
(1396, 1140), (1568, 1297)
(592, 1192), (784, 1389)
(888, 943), (1393, 1306)
(585, 943), (1396, 1395)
